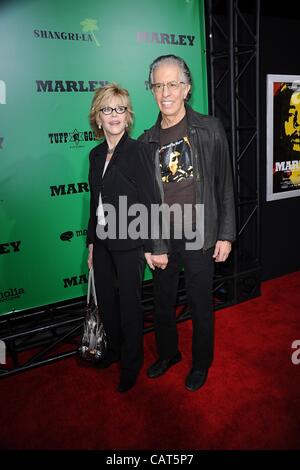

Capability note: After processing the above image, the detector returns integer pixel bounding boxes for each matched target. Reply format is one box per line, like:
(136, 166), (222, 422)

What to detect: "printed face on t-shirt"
(159, 136), (193, 183)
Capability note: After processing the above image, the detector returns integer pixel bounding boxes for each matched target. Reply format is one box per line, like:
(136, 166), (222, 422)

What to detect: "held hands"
(145, 253), (168, 270)
(213, 240), (232, 262)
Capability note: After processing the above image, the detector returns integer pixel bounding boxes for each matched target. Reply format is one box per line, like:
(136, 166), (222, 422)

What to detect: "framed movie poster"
(266, 74), (300, 201)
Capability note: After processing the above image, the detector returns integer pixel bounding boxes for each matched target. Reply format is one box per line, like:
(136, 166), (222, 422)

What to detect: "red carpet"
(0, 271), (300, 450)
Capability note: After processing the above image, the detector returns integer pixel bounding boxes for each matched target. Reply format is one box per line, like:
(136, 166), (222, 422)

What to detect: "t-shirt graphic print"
(159, 136), (193, 183)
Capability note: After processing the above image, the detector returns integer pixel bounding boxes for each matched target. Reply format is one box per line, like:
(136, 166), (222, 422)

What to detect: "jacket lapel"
(93, 142), (107, 178)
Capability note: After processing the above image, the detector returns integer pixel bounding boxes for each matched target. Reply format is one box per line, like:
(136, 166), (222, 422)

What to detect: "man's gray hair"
(148, 54), (192, 101)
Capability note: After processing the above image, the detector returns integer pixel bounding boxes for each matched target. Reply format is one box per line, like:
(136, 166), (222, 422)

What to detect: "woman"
(87, 83), (157, 393)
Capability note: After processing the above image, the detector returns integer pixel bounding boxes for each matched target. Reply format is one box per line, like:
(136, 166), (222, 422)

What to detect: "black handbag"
(78, 267), (107, 363)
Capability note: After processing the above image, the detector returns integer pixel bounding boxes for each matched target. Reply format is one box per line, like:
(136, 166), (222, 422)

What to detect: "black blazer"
(87, 132), (157, 251)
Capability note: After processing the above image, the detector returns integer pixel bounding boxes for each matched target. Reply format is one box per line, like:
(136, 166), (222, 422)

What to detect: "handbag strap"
(87, 267), (98, 306)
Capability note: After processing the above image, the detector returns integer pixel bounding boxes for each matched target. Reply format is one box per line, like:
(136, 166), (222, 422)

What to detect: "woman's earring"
(125, 123), (128, 128)
(98, 123), (102, 129)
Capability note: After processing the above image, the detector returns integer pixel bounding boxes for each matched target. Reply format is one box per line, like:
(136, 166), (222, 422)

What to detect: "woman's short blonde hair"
(89, 83), (134, 139)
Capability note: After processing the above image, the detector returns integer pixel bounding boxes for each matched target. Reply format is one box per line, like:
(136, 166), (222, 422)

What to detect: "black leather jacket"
(86, 133), (157, 252)
(138, 104), (236, 254)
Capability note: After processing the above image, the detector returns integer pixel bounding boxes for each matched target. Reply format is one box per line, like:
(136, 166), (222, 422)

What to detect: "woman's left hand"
(145, 252), (155, 270)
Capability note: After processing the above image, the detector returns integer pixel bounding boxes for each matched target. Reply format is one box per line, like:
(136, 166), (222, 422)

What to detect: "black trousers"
(152, 240), (215, 369)
(93, 240), (145, 377)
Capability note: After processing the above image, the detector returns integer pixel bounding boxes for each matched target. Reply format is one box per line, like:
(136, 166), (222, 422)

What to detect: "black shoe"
(95, 356), (119, 369)
(147, 352), (182, 379)
(185, 368), (208, 391)
(117, 375), (137, 393)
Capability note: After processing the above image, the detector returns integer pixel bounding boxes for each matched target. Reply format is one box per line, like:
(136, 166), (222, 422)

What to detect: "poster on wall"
(266, 74), (300, 201)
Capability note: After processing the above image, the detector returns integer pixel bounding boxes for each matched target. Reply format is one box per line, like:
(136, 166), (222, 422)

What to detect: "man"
(139, 54), (236, 391)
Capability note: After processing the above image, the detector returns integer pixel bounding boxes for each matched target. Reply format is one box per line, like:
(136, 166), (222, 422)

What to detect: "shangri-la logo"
(80, 18), (100, 47)
(33, 18), (100, 47)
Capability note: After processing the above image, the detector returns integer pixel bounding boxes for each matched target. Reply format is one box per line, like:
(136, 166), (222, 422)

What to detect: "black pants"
(93, 240), (145, 377)
(152, 240), (215, 369)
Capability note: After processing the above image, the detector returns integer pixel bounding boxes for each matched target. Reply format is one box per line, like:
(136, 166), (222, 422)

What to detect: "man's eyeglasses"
(100, 106), (127, 115)
(151, 81), (186, 93)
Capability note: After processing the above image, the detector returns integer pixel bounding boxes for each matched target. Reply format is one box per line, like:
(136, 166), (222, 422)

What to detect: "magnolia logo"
(291, 340), (300, 365)
(0, 136), (3, 149)
(60, 229), (87, 241)
(96, 196), (204, 250)
(80, 18), (100, 47)
(60, 231), (74, 242)
(0, 287), (25, 303)
(0, 340), (6, 364)
(0, 80), (6, 104)
(76, 229), (87, 237)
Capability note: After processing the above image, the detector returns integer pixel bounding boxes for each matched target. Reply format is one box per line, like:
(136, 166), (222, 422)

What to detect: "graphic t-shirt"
(159, 116), (195, 225)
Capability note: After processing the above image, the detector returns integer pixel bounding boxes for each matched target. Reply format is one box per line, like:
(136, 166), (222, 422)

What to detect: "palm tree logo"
(80, 18), (100, 47)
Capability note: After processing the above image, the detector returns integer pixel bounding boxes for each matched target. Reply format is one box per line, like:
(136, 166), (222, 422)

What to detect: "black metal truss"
(0, 1), (261, 378)
(0, 271), (238, 378)
(206, 0), (261, 304)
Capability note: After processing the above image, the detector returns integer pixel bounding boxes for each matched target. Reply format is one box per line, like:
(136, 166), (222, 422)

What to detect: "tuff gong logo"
(48, 129), (96, 145)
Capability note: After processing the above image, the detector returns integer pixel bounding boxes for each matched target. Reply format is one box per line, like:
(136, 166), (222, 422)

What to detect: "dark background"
(260, 14), (300, 280)
(210, 2), (300, 281)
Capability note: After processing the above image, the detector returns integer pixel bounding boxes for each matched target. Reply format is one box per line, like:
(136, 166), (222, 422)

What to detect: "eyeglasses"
(151, 81), (186, 93)
(99, 106), (127, 115)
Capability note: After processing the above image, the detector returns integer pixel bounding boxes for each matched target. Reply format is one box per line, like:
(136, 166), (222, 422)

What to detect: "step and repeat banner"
(0, 0), (208, 316)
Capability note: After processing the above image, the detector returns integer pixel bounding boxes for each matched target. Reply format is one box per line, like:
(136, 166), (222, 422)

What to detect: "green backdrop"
(0, 0), (208, 316)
